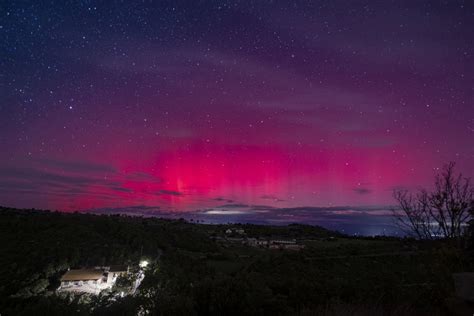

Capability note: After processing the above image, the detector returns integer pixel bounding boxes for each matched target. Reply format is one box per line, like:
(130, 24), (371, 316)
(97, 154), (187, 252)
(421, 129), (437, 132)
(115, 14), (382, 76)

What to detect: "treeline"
(205, 222), (342, 239)
(0, 207), (215, 313)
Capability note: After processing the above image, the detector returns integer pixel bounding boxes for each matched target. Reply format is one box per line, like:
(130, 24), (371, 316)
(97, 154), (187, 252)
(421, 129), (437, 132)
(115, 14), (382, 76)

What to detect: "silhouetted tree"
(393, 162), (473, 240)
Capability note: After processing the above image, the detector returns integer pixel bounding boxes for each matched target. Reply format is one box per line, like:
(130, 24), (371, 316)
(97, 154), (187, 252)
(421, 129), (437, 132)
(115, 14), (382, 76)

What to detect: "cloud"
(36, 158), (117, 174)
(157, 189), (183, 196)
(0, 160), (139, 208)
(217, 203), (250, 208)
(0, 167), (98, 186)
(249, 204), (277, 211)
(353, 187), (372, 195)
(212, 197), (234, 203)
(260, 194), (285, 202)
(125, 172), (162, 183)
(111, 186), (134, 193)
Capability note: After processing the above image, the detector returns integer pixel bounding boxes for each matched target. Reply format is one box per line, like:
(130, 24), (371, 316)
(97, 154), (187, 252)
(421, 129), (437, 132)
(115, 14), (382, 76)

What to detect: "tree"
(393, 162), (473, 240)
(112, 273), (135, 293)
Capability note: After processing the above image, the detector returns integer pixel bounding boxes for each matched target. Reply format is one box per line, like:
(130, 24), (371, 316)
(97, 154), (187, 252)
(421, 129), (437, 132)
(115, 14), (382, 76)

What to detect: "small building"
(60, 269), (105, 285)
(268, 239), (304, 250)
(225, 228), (245, 235)
(269, 243), (305, 251)
(107, 265), (129, 284)
(246, 237), (257, 246)
(58, 265), (129, 294)
(226, 237), (244, 243)
(282, 244), (305, 251)
(59, 269), (106, 294)
(246, 238), (269, 247)
(255, 239), (269, 246)
(270, 239), (297, 245)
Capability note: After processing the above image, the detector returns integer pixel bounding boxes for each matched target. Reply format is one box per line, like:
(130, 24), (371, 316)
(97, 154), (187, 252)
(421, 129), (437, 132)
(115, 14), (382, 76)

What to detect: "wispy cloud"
(212, 197), (235, 203)
(353, 187), (372, 195)
(0, 159), (181, 210)
(157, 189), (183, 196)
(260, 194), (286, 202)
(35, 158), (117, 174)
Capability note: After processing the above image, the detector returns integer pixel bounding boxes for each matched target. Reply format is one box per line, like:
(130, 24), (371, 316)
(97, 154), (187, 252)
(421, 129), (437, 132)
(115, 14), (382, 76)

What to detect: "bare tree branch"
(393, 162), (473, 240)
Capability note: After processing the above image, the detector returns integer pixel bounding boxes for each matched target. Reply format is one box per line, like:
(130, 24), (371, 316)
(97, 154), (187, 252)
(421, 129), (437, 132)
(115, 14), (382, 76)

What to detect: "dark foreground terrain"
(0, 207), (472, 315)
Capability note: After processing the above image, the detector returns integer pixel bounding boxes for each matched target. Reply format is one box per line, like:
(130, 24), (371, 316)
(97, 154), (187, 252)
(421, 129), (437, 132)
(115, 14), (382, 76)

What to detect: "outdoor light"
(139, 260), (149, 268)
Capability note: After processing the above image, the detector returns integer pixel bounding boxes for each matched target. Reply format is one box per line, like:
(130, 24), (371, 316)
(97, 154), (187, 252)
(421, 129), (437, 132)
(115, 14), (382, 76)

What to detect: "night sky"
(1, 1), (473, 234)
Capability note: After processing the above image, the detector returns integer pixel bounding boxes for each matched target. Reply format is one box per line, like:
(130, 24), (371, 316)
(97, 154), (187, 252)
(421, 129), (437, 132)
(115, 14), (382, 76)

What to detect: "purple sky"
(1, 1), (473, 234)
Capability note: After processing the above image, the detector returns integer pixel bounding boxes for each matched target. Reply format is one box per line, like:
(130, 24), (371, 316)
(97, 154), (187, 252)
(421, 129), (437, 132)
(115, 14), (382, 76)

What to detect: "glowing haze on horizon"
(0, 1), (473, 220)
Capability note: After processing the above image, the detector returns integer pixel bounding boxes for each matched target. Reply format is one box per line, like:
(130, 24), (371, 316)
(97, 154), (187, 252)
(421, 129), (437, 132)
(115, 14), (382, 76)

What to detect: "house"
(58, 265), (129, 294)
(268, 239), (304, 250)
(226, 237), (244, 243)
(255, 239), (269, 246)
(106, 265), (129, 284)
(59, 269), (106, 294)
(245, 238), (269, 247)
(60, 269), (104, 285)
(225, 228), (245, 235)
(270, 239), (297, 245)
(246, 237), (257, 246)
(281, 244), (305, 251)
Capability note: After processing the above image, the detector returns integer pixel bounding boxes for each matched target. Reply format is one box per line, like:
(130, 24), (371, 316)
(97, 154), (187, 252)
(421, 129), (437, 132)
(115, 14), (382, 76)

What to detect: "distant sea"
(87, 204), (405, 237)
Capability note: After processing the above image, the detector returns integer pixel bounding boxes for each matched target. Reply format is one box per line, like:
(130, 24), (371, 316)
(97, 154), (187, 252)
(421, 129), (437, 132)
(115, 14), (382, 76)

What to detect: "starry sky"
(1, 1), (473, 234)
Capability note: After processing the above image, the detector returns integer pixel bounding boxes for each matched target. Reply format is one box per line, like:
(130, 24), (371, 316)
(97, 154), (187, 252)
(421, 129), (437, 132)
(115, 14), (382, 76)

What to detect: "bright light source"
(139, 260), (149, 268)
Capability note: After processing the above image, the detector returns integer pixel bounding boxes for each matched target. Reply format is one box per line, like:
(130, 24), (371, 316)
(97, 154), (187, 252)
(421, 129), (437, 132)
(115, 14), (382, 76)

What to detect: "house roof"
(61, 269), (104, 281)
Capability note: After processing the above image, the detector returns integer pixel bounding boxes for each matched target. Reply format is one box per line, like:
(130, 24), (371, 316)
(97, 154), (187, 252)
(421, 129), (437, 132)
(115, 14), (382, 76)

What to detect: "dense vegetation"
(0, 207), (471, 315)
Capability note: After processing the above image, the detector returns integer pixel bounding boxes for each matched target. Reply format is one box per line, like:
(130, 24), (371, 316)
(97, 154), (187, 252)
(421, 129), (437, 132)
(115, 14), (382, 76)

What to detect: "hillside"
(0, 207), (471, 315)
